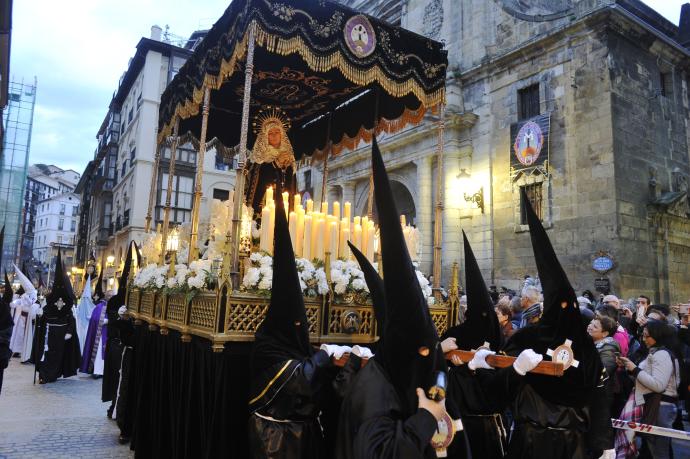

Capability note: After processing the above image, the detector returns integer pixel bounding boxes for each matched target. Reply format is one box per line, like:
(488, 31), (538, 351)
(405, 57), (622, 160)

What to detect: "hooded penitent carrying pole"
(440, 231), (525, 459)
(34, 249), (81, 384)
(247, 186), (333, 458)
(501, 190), (611, 458)
(74, 274), (95, 353)
(335, 138), (451, 459)
(0, 226), (15, 395)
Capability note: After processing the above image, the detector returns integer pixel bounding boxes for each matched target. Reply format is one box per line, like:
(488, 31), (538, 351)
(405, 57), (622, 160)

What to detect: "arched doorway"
(358, 180), (416, 226)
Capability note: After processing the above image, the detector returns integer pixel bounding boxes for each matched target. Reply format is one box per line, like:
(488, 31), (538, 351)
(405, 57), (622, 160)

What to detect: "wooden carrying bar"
(332, 350), (564, 377)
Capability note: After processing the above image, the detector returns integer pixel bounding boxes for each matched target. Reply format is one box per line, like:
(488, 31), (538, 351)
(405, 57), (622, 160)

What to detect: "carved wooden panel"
(167, 294), (187, 324)
(128, 289), (141, 313)
(190, 295), (217, 330)
(140, 291), (155, 317)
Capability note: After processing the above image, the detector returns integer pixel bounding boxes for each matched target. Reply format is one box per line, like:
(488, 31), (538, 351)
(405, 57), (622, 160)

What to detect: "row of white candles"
(258, 187), (379, 262)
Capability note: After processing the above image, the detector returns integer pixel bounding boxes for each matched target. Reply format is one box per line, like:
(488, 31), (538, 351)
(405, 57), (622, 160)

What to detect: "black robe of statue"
(247, 350), (332, 459)
(335, 359), (443, 459)
(446, 364), (522, 459)
(246, 162), (297, 216)
(34, 312), (81, 383)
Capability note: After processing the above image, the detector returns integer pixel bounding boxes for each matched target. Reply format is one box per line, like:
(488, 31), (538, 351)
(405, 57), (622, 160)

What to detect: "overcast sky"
(7, 0), (687, 174)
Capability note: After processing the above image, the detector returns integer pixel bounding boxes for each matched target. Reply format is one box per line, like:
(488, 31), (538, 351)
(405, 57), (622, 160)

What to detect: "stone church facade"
(300, 0), (690, 304)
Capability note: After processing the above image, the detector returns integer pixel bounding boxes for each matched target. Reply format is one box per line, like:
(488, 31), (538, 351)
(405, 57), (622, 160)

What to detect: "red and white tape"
(611, 419), (690, 441)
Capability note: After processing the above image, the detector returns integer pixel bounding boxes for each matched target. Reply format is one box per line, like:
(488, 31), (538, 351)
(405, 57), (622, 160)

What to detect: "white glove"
(598, 449), (615, 459)
(35, 307), (43, 317)
(513, 349), (543, 376)
(351, 345), (374, 359)
(103, 318), (108, 324)
(118, 305), (127, 317)
(65, 333), (72, 340)
(319, 344), (352, 359)
(468, 349), (495, 371)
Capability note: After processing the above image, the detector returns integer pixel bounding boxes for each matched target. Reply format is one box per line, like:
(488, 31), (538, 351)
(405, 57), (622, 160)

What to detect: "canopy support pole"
(320, 113), (332, 207)
(160, 118), (180, 265)
(230, 22), (257, 289)
(432, 104), (445, 290)
(368, 88), (381, 219)
(189, 87), (211, 261)
(145, 143), (163, 233)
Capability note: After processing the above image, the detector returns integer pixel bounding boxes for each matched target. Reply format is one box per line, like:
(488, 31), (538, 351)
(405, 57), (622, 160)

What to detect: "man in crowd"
(519, 285), (542, 329)
(80, 268), (108, 376)
(9, 263), (40, 362)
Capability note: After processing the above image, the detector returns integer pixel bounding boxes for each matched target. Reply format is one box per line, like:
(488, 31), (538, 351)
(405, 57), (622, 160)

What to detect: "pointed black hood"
(444, 231), (502, 351)
(0, 270), (13, 330)
(44, 249), (75, 316)
(107, 241), (135, 313)
(348, 241), (386, 340)
(92, 264), (105, 303)
(251, 188), (313, 376)
(503, 190), (601, 407)
(371, 137), (444, 416)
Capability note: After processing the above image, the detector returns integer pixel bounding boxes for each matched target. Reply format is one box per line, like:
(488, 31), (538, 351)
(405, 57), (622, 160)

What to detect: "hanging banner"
(510, 113), (550, 171)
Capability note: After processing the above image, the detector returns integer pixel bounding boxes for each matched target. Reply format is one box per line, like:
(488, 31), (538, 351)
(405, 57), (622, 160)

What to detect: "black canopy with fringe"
(157, 0), (447, 160)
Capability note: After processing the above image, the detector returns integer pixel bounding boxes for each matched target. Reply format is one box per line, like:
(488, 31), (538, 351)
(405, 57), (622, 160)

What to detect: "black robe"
(34, 312), (81, 383)
(247, 350), (331, 459)
(102, 309), (123, 403)
(446, 364), (522, 459)
(246, 162), (297, 216)
(114, 317), (136, 438)
(334, 358), (443, 459)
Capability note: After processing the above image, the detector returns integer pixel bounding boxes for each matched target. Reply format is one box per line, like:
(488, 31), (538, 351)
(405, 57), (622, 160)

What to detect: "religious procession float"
(118, 0), (456, 456)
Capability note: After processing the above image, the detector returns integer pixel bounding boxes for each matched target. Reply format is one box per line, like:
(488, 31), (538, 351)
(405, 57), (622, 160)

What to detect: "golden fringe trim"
(158, 20), (446, 143)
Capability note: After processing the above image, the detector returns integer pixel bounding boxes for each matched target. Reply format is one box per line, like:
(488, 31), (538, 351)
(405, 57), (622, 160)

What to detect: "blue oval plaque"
(592, 256), (613, 273)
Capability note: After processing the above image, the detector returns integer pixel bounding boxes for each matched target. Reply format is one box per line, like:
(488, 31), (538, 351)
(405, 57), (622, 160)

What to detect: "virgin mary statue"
(245, 106), (297, 215)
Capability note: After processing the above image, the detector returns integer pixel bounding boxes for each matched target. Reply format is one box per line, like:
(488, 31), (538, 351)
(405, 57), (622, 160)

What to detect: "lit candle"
(361, 216), (369, 255)
(366, 222), (375, 261)
(354, 223), (362, 253)
(260, 206), (270, 252)
(332, 201), (340, 220)
(400, 214), (406, 227)
(344, 202), (351, 222)
(294, 193), (301, 211)
(303, 215), (312, 260)
(296, 207), (305, 257)
(321, 200), (328, 215)
(339, 217), (350, 258)
(329, 221), (338, 257)
(289, 211), (297, 250)
(313, 217), (323, 261)
(354, 216), (361, 227)
(341, 227), (350, 259)
(306, 199), (314, 214)
(267, 203), (275, 255)
(266, 186), (273, 204)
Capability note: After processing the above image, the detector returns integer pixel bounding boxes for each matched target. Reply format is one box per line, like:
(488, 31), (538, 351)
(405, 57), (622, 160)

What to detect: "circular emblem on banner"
(513, 121), (544, 166)
(344, 15), (376, 58)
(592, 256), (614, 274)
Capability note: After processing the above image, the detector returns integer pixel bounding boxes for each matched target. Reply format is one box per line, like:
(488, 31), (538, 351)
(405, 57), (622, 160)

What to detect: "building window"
(60, 204), (66, 215)
(128, 107), (133, 125)
(71, 220), (76, 232)
(130, 148), (136, 161)
(121, 160), (127, 178)
(58, 218), (64, 230)
(520, 183), (543, 224)
(304, 170), (312, 191)
(72, 205), (78, 216)
(57, 235), (62, 244)
(213, 188), (230, 201)
(518, 83), (540, 120)
(660, 71), (673, 98)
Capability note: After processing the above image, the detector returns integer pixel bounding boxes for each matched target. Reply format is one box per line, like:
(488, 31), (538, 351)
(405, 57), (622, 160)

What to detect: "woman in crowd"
(589, 316), (621, 378)
(597, 304), (630, 357)
(616, 321), (681, 459)
(494, 299), (514, 341)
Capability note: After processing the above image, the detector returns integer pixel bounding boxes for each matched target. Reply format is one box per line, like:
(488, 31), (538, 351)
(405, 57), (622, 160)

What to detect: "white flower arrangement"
(132, 259), (216, 294)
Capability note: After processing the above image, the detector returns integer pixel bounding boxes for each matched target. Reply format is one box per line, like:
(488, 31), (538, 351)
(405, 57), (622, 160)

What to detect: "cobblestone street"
(0, 358), (133, 459)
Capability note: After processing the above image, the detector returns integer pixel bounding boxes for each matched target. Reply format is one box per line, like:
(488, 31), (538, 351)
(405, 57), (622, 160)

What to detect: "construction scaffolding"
(0, 77), (37, 272)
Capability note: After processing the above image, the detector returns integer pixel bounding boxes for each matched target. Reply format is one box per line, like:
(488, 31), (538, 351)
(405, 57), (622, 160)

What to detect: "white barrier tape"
(611, 419), (690, 441)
